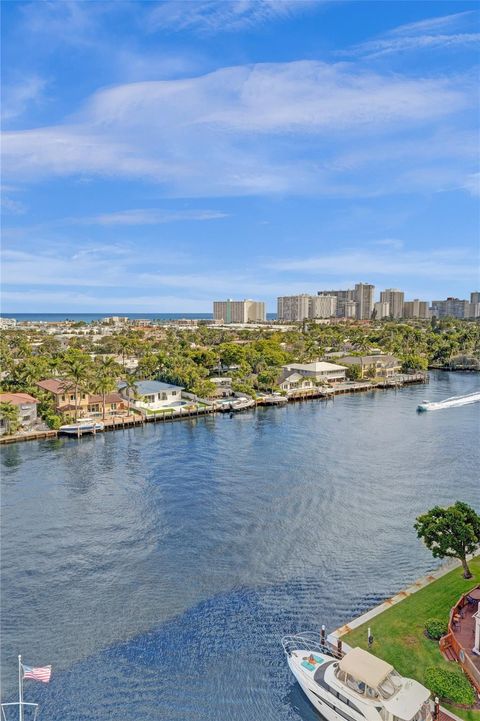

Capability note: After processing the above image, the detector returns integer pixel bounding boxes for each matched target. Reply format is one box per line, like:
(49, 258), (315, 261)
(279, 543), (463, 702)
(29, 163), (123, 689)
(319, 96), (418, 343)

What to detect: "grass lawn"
(344, 556), (480, 721)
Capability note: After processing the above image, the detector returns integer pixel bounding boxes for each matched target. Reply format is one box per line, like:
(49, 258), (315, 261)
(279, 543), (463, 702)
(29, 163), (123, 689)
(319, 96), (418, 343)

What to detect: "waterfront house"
(278, 372), (315, 393)
(36, 378), (126, 418)
(338, 355), (401, 379)
(281, 361), (347, 385)
(118, 380), (184, 411)
(0, 392), (38, 434)
(209, 377), (233, 398)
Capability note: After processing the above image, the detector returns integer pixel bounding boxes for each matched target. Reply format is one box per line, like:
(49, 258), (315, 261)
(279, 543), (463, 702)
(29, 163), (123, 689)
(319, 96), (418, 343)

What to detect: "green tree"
(0, 402), (20, 435)
(414, 502), (480, 579)
(345, 364), (361, 381)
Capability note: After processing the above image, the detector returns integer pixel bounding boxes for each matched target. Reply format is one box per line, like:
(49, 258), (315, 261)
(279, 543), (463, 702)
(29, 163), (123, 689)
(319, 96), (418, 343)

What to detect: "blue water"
(1, 371), (479, 720)
(0, 313), (277, 322)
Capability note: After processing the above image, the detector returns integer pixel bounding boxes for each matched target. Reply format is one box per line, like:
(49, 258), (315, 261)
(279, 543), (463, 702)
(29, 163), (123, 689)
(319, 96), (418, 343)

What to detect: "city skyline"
(2, 0), (479, 312)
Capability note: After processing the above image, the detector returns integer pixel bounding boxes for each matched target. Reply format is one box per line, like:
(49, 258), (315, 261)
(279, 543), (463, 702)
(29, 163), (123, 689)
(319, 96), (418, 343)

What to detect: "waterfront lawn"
(343, 556), (480, 721)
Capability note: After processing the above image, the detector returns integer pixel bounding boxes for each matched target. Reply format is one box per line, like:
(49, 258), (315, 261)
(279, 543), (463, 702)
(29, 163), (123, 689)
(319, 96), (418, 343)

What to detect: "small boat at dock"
(59, 418), (104, 435)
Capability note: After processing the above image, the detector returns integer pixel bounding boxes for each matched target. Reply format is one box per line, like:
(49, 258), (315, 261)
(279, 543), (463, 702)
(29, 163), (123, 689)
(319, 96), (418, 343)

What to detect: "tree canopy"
(414, 501), (480, 578)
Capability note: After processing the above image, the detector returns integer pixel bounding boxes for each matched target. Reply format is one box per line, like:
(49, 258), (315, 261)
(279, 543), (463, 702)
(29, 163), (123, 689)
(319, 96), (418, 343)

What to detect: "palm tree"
(92, 357), (121, 419)
(61, 351), (92, 421)
(0, 402), (20, 435)
(121, 375), (140, 415)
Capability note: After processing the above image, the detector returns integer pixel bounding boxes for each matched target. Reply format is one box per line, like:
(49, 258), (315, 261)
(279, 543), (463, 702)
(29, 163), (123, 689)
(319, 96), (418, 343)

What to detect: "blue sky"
(1, 0), (479, 313)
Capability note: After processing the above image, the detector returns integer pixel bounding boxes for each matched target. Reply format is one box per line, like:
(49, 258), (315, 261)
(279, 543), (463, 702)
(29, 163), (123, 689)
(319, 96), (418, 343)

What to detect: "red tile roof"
(87, 393), (125, 404)
(37, 378), (73, 394)
(0, 392), (38, 405)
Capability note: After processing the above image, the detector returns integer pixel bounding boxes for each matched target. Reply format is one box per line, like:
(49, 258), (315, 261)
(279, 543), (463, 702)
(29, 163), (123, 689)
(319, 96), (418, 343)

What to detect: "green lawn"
(344, 556), (480, 721)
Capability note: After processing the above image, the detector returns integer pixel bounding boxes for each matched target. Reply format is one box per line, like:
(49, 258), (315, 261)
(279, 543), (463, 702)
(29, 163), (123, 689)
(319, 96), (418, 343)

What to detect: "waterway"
(1, 371), (479, 720)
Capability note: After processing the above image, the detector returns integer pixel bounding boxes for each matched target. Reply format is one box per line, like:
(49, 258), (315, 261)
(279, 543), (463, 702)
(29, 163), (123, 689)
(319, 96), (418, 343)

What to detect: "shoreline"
(0, 373), (428, 445)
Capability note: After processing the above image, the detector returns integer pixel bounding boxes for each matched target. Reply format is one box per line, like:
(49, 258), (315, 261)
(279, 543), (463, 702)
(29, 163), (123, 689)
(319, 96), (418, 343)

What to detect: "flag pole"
(18, 655), (23, 721)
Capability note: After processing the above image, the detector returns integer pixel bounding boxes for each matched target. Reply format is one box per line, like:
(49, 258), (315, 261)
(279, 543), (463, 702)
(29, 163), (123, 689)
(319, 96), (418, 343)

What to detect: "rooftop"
(119, 380), (183, 394)
(0, 392), (39, 405)
(284, 361), (347, 372)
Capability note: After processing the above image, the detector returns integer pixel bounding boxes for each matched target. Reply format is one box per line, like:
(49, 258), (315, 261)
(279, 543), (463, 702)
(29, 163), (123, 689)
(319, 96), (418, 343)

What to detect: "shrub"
(424, 667), (475, 706)
(45, 413), (62, 430)
(424, 618), (448, 640)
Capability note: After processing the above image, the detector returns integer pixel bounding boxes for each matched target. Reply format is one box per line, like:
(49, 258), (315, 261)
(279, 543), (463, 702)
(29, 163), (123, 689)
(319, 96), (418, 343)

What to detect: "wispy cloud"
(2, 60), (474, 198)
(1, 76), (48, 122)
(345, 10), (480, 58)
(148, 0), (316, 34)
(84, 209), (229, 226)
(267, 247), (476, 281)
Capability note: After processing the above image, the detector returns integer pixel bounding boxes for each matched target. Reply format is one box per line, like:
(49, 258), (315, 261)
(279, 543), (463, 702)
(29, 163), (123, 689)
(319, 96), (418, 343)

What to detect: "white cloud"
(148, 0), (315, 34)
(387, 11), (475, 37)
(344, 10), (480, 58)
(267, 248), (476, 281)
(1, 76), (48, 122)
(2, 60), (474, 198)
(85, 209), (229, 226)
(462, 172), (480, 197)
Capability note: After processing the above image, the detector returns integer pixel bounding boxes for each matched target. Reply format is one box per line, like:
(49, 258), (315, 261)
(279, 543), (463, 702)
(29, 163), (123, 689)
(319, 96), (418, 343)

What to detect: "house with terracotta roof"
(36, 379), (127, 419)
(0, 392), (39, 434)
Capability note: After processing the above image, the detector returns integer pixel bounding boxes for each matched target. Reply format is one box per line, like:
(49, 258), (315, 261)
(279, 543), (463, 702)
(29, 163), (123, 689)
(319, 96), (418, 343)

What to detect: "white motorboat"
(282, 634), (431, 721)
(417, 391), (480, 412)
(59, 418), (104, 435)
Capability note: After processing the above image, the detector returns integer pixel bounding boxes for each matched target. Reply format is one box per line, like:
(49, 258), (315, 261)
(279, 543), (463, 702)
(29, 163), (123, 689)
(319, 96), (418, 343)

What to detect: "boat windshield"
(378, 671), (402, 699)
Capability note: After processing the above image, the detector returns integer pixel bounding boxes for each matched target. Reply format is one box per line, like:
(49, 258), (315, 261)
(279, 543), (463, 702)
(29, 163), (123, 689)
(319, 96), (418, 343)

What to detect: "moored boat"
(59, 418), (104, 435)
(282, 633), (431, 721)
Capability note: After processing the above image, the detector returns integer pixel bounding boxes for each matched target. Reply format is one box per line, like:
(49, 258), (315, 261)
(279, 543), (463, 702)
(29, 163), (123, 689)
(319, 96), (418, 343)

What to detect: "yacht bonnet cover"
(339, 648), (394, 687)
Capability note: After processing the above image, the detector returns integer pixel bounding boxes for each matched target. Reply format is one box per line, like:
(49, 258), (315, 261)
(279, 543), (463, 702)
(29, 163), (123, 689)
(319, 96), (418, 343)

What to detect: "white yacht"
(417, 391), (480, 412)
(282, 634), (431, 721)
(59, 418), (104, 435)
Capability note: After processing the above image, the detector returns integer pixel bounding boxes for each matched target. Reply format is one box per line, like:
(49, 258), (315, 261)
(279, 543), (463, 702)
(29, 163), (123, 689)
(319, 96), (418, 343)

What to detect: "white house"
(119, 380), (184, 411)
(278, 372), (315, 393)
(281, 361), (347, 384)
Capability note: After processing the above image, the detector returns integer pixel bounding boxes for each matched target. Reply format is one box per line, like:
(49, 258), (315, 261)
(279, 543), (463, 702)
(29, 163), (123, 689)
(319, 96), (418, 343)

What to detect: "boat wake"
(417, 391), (480, 412)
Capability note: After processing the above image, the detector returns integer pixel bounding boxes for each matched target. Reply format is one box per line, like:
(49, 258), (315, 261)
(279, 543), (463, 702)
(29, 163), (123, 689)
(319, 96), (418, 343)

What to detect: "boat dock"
(0, 372), (429, 445)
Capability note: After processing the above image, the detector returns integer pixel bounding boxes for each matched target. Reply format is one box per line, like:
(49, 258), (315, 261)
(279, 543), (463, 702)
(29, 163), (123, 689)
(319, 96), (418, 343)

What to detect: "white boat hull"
(59, 422), (104, 435)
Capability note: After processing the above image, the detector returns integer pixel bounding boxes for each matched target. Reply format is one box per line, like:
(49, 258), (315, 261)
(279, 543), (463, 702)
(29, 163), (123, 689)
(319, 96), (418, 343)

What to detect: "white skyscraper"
(354, 283), (375, 320)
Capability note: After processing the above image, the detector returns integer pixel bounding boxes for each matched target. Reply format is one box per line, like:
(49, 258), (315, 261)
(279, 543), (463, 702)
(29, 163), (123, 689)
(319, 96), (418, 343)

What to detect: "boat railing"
(282, 632), (342, 659)
(1, 701), (39, 720)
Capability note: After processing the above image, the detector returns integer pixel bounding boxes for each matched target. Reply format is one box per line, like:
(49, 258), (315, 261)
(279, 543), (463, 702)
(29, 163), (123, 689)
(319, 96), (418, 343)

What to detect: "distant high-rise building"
(213, 299), (266, 323)
(403, 300), (430, 319)
(374, 301), (390, 319)
(471, 292), (480, 306)
(318, 289), (355, 318)
(309, 295), (337, 319)
(354, 283), (375, 320)
(380, 289), (404, 318)
(344, 300), (357, 319)
(277, 294), (311, 322)
(431, 298), (470, 320)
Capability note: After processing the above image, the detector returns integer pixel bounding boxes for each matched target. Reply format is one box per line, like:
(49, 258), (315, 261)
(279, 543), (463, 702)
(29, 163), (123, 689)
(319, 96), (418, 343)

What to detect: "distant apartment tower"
(471, 292), (480, 308)
(374, 301), (390, 319)
(309, 295), (337, 319)
(277, 294), (311, 322)
(403, 300), (430, 319)
(318, 289), (355, 318)
(354, 283), (375, 320)
(213, 299), (266, 323)
(380, 289), (404, 319)
(344, 300), (357, 319)
(431, 297), (470, 320)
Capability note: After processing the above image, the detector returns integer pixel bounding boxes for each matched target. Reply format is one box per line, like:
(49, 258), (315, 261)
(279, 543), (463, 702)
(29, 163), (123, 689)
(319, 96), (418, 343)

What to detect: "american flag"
(22, 665), (52, 683)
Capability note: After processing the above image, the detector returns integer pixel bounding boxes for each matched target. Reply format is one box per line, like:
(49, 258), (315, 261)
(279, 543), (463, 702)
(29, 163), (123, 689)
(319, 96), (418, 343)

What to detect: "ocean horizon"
(1, 312), (277, 323)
